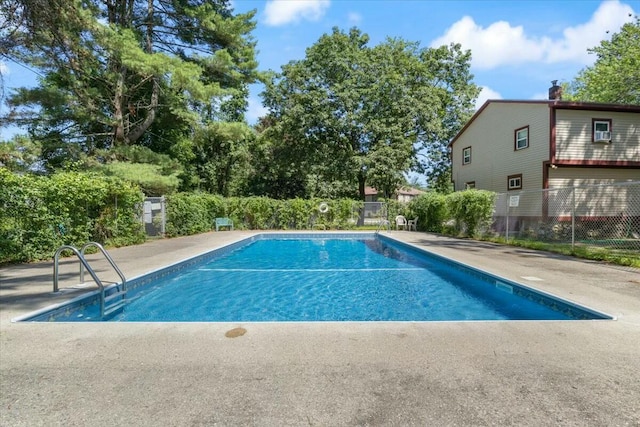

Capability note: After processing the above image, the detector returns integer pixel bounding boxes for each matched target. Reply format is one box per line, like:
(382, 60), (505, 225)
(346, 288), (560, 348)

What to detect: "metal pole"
(506, 197), (509, 241)
(571, 187), (575, 250)
(160, 196), (166, 236)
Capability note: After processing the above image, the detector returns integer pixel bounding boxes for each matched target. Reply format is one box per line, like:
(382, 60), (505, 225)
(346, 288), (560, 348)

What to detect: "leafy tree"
(567, 16), (639, 104)
(1, 0), (259, 170)
(0, 0), (23, 101)
(188, 121), (254, 196)
(0, 134), (41, 172)
(422, 142), (454, 194)
(261, 27), (478, 199)
(245, 116), (310, 199)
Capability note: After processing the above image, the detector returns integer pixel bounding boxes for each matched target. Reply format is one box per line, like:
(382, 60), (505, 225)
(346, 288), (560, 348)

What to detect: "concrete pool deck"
(1, 231), (639, 426)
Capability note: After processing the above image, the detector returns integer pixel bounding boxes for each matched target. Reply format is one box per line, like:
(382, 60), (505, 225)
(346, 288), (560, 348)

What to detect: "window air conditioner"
(594, 131), (611, 142)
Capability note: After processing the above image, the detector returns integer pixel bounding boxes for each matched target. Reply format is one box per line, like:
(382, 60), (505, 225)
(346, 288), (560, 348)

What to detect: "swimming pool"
(20, 233), (610, 322)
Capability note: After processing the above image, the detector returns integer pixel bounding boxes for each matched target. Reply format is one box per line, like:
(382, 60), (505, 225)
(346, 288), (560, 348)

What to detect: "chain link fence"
(491, 181), (640, 254)
(359, 202), (388, 226)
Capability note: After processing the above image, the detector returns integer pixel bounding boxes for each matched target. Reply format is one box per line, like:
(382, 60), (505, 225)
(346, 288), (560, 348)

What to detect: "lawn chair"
(395, 215), (407, 230)
(407, 217), (418, 231)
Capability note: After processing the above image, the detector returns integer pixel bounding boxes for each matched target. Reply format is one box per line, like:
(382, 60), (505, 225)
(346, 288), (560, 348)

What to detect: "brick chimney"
(549, 80), (562, 100)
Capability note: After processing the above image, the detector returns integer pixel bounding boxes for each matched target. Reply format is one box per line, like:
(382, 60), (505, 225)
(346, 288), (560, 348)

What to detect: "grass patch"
(485, 236), (640, 268)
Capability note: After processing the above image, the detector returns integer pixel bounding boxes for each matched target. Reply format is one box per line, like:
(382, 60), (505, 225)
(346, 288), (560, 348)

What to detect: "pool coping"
(378, 234), (614, 321)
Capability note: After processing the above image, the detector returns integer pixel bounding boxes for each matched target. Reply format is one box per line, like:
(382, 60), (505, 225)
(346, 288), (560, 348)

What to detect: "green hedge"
(164, 192), (225, 237)
(407, 192), (448, 232)
(0, 169), (145, 263)
(446, 190), (495, 236)
(408, 190), (495, 236)
(164, 194), (362, 234)
(1, 168), (497, 264)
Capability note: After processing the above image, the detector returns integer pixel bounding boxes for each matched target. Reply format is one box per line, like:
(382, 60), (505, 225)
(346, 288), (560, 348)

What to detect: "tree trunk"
(113, 70), (126, 145)
(125, 78), (158, 144)
(122, 0), (157, 144)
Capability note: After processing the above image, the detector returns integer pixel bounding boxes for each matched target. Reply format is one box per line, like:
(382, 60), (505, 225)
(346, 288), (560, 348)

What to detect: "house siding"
(547, 168), (640, 217)
(451, 102), (550, 192)
(548, 167), (640, 187)
(555, 110), (640, 162)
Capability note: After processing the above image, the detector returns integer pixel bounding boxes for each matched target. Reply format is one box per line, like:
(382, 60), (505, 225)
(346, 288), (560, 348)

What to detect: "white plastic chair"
(395, 215), (407, 230)
(407, 217), (418, 231)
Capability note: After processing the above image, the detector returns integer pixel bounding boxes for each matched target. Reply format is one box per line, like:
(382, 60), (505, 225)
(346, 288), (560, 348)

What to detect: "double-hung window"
(515, 126), (529, 150)
(462, 147), (471, 165)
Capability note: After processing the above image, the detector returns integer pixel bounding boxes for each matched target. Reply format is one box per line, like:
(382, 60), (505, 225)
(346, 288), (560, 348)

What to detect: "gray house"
(450, 99), (639, 193)
(449, 87), (639, 227)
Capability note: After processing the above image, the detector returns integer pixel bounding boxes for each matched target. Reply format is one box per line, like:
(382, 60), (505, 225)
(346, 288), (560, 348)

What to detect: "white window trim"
(592, 119), (612, 143)
(515, 126), (529, 150)
(462, 147), (471, 165)
(508, 174), (522, 190)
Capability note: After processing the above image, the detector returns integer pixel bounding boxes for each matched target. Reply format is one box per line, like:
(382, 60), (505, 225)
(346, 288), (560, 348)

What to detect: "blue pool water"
(24, 234), (609, 322)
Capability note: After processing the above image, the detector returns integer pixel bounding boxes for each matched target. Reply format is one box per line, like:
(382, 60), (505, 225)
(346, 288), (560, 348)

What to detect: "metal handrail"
(79, 242), (127, 292)
(53, 245), (108, 316)
(375, 203), (390, 234)
(375, 218), (390, 233)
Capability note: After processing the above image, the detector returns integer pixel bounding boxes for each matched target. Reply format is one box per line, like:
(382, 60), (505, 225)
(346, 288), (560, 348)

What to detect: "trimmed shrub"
(332, 198), (362, 229)
(276, 198), (313, 230)
(243, 197), (278, 229)
(161, 195), (362, 236)
(91, 179), (146, 248)
(408, 192), (448, 232)
(165, 192), (224, 237)
(0, 169), (145, 263)
(446, 190), (495, 237)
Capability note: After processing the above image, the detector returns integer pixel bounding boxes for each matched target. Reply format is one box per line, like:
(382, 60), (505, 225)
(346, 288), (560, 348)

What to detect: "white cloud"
(263, 0), (330, 26)
(431, 16), (548, 69)
(546, 0), (635, 64)
(347, 12), (362, 26)
(0, 61), (9, 75)
(246, 96), (268, 124)
(475, 86), (502, 109)
(431, 0), (635, 69)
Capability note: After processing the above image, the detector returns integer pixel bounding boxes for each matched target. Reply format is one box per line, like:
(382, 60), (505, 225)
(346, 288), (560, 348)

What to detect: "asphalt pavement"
(1, 231), (639, 426)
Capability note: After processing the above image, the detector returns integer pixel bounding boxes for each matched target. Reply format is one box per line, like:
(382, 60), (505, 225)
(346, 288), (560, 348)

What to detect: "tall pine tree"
(2, 0), (259, 170)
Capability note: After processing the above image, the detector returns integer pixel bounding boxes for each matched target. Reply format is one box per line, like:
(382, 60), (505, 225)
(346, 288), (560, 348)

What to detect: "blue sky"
(1, 0), (637, 139)
(231, 0), (638, 122)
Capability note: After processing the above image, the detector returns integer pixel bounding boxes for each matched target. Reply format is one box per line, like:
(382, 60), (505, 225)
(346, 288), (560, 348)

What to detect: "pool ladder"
(375, 206), (390, 233)
(375, 219), (390, 233)
(53, 242), (127, 318)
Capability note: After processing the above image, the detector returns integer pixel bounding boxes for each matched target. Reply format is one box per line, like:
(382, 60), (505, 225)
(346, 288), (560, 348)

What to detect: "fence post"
(571, 187), (575, 250)
(160, 196), (166, 236)
(506, 205), (509, 241)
